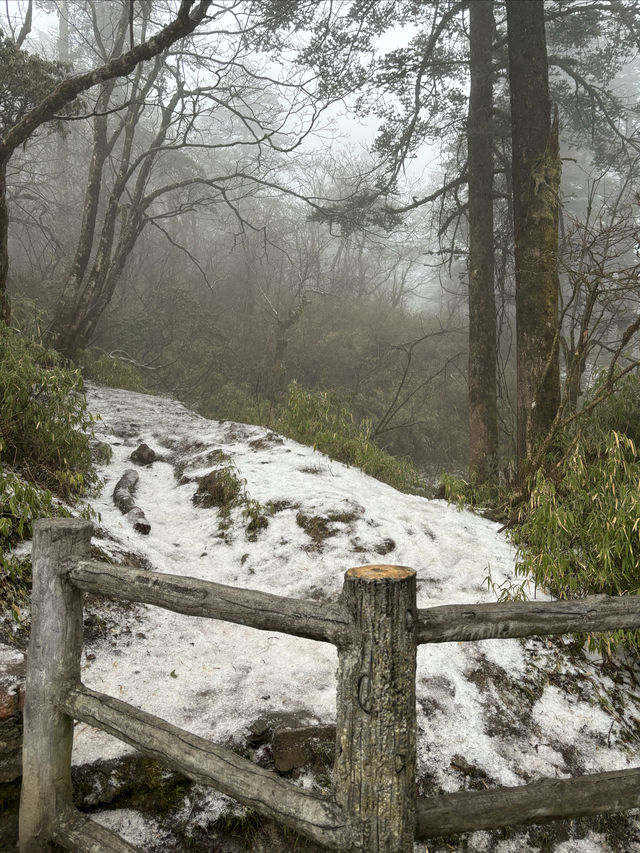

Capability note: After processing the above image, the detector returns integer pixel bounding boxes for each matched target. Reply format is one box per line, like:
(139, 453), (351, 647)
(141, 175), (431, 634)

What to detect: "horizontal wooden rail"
(69, 558), (353, 646)
(416, 766), (640, 837)
(51, 806), (138, 852)
(22, 520), (640, 852)
(60, 683), (351, 851)
(417, 594), (640, 643)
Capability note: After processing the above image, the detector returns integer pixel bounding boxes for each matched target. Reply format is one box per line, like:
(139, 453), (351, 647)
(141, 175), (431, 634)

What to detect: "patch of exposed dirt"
(374, 538), (396, 555)
(173, 448), (228, 480)
(249, 433), (284, 451)
(266, 500), (297, 514)
(111, 422), (143, 440)
(327, 510), (359, 524)
(224, 424), (253, 443)
(467, 651), (544, 746)
(295, 513), (336, 548)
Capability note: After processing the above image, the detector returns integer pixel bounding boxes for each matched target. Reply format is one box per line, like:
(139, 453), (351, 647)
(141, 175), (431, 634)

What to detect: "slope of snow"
(61, 384), (640, 850)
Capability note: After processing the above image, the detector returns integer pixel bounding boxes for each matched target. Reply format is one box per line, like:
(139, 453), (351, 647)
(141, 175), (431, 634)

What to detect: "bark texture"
(417, 594), (640, 644)
(52, 806), (138, 853)
(69, 558), (352, 646)
(507, 0), (561, 473)
(0, 164), (9, 322)
(19, 518), (92, 852)
(416, 766), (640, 838)
(112, 470), (150, 534)
(468, 0), (498, 481)
(334, 565), (417, 851)
(47, 21), (173, 357)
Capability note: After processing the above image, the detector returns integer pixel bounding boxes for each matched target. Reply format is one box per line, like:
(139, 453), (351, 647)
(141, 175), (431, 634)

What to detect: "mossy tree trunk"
(0, 161), (9, 323)
(507, 0), (561, 476)
(468, 0), (498, 483)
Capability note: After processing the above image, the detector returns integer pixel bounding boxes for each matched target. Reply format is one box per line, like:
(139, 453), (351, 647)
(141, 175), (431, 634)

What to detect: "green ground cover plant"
(77, 349), (146, 392)
(276, 382), (426, 495)
(514, 429), (640, 656)
(442, 373), (640, 657)
(0, 328), (99, 610)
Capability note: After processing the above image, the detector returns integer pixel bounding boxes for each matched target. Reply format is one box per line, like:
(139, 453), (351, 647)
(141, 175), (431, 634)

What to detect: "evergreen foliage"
(77, 349), (146, 392)
(514, 430), (640, 656)
(0, 468), (68, 611)
(508, 375), (640, 655)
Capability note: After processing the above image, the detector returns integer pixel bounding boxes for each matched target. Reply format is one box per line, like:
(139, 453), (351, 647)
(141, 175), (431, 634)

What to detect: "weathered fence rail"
(68, 558), (352, 644)
(18, 517), (640, 852)
(417, 594), (640, 643)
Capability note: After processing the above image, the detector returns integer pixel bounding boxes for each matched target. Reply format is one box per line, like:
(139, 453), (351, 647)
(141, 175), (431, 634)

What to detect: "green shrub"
(0, 466), (70, 610)
(514, 431), (640, 656)
(582, 370), (640, 447)
(193, 462), (269, 541)
(276, 382), (426, 494)
(200, 382), (264, 425)
(0, 327), (97, 499)
(0, 329), (100, 610)
(77, 349), (146, 392)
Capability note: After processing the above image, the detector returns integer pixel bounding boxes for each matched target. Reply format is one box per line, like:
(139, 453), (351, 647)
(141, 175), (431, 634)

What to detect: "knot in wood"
(394, 753), (406, 773)
(357, 674), (372, 713)
(405, 609), (414, 632)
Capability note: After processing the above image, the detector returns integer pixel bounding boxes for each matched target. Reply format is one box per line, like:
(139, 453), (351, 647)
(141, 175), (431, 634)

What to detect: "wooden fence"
(18, 517), (640, 852)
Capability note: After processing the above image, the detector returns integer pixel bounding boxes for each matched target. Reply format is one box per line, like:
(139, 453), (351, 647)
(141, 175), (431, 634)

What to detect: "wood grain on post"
(334, 565), (417, 852)
(19, 518), (93, 852)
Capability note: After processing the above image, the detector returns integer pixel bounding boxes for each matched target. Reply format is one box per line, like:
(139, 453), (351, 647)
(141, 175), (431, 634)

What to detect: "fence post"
(334, 564), (417, 852)
(19, 518), (92, 852)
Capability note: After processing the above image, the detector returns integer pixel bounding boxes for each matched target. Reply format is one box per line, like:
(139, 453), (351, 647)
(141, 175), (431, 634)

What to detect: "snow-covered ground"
(55, 385), (640, 850)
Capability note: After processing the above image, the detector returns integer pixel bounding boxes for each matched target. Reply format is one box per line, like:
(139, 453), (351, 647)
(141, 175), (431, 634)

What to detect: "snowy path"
(72, 385), (640, 851)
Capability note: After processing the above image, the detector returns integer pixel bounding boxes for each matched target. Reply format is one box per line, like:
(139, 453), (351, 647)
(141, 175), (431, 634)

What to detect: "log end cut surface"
(347, 564), (415, 581)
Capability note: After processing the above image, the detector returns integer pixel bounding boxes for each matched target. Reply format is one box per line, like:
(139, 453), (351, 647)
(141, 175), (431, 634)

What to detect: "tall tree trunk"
(57, 1), (69, 64)
(49, 66), (175, 358)
(0, 161), (9, 323)
(467, 0), (498, 483)
(47, 86), (115, 356)
(507, 0), (561, 476)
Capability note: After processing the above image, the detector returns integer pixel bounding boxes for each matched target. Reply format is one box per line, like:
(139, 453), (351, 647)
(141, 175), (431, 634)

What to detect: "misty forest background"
(4, 0), (640, 656)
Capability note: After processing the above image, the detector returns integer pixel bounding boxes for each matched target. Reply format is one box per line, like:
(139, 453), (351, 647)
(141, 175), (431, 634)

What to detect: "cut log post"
(113, 469), (150, 534)
(19, 518), (93, 852)
(333, 565), (417, 852)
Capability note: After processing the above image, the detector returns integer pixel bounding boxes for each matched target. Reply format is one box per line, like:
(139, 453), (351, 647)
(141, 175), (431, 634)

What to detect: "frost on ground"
(28, 385), (640, 849)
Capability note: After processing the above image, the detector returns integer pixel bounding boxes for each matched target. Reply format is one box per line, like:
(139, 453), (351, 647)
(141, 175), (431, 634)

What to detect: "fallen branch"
(112, 469), (150, 534)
